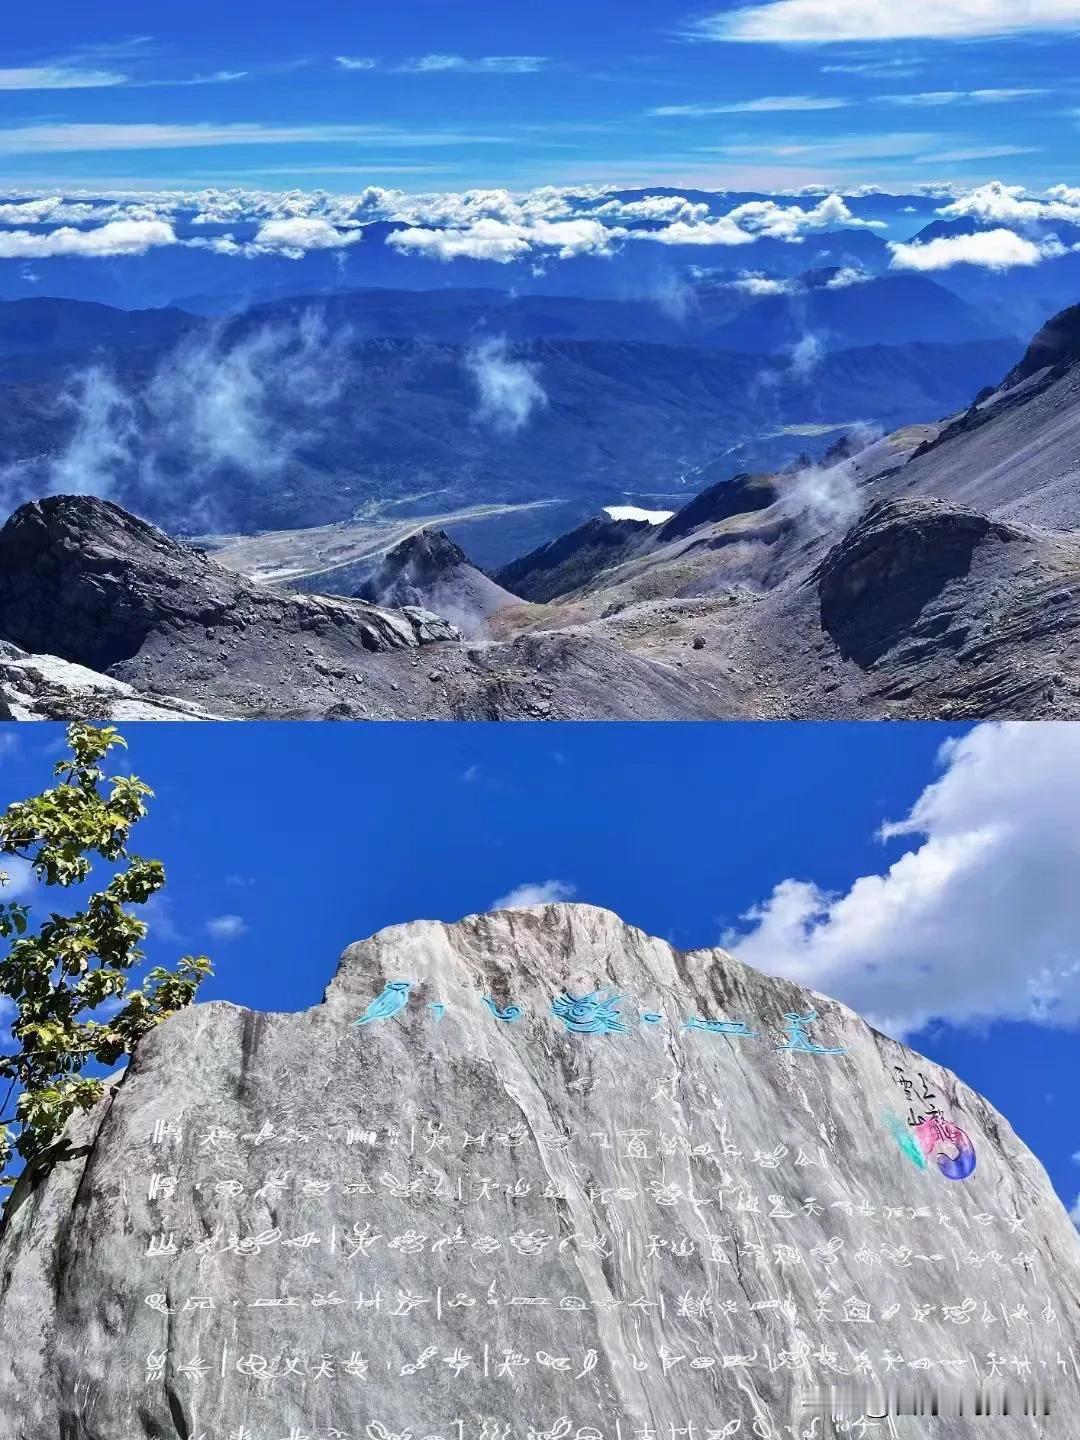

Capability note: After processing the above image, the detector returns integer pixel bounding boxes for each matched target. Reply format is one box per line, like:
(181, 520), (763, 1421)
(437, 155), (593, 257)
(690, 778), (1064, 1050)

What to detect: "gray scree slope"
(0, 903), (1077, 1439)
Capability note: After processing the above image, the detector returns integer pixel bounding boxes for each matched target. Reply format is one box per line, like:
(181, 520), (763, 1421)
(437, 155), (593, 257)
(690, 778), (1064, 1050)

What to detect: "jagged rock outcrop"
(0, 496), (459, 675)
(1004, 301), (1080, 389)
(0, 640), (222, 720)
(1, 903), (1076, 1439)
(0, 497), (734, 720)
(814, 498), (1027, 666)
(655, 473), (779, 546)
(496, 512), (656, 604)
(356, 528), (519, 637)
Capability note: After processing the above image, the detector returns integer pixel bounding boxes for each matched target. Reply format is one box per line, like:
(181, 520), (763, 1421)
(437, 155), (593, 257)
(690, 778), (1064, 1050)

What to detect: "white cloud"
(335, 56), (379, 70)
(914, 145), (1041, 164)
(0, 218), (177, 258)
(0, 855), (35, 901)
(652, 95), (848, 115)
(397, 55), (548, 74)
(824, 265), (869, 287)
(691, 0), (1080, 42)
(0, 65), (127, 89)
(590, 195), (710, 222)
(889, 227), (1048, 271)
(883, 87), (1047, 106)
(252, 216), (364, 254)
(731, 272), (795, 293)
(490, 879), (576, 909)
(0, 122), (504, 154)
(637, 216), (758, 247)
(1070, 1195), (1080, 1228)
(388, 216), (620, 263)
(639, 192), (883, 247)
(726, 722), (1080, 1038)
(466, 336), (548, 433)
(206, 914), (248, 940)
(937, 178), (1080, 227)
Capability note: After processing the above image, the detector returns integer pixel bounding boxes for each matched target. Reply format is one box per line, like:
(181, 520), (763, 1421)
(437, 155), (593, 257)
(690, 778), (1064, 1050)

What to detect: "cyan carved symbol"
(551, 989), (629, 1036)
(484, 996), (524, 1023)
(683, 1015), (759, 1037)
(775, 1009), (846, 1055)
(354, 979), (413, 1027)
(640, 1011), (664, 1025)
(428, 1002), (446, 1022)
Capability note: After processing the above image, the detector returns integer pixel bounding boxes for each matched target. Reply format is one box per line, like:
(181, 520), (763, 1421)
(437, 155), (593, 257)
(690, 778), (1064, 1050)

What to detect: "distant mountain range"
(0, 286), (1019, 543)
(0, 297), (1077, 720)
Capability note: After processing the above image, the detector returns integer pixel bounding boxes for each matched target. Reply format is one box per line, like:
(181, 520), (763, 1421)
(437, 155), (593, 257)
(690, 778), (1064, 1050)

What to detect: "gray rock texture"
(0, 497), (726, 719)
(355, 529), (520, 638)
(0, 639), (223, 720)
(0, 903), (1075, 1439)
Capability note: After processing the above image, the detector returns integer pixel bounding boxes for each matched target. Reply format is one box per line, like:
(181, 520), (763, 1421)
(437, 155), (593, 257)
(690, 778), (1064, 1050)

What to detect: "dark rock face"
(815, 499), (1026, 667)
(1, 903), (1076, 1439)
(496, 513), (654, 604)
(0, 495), (463, 671)
(0, 496), (458, 673)
(356, 528), (520, 637)
(656, 474), (779, 546)
(1004, 302), (1080, 389)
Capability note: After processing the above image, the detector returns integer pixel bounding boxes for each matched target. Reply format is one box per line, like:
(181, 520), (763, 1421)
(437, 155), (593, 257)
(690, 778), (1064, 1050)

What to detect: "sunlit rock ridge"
(0, 902), (1076, 1438)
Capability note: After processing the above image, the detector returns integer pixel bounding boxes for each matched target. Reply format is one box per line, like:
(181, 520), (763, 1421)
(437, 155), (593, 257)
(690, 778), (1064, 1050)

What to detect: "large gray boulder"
(1, 903), (1076, 1438)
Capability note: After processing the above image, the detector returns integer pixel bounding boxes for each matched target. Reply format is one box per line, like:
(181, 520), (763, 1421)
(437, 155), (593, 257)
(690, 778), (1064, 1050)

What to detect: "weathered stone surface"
(0, 639), (223, 720)
(355, 529), (520, 638)
(0, 903), (1077, 1439)
(0, 494), (459, 675)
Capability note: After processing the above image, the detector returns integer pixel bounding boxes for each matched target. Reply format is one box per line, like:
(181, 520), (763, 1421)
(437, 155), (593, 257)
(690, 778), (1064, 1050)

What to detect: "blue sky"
(2, 719), (1078, 1222)
(1, 1), (1079, 191)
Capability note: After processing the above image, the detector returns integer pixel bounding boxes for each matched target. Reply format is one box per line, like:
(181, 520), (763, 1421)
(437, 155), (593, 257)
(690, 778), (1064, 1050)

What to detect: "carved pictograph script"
(123, 987), (1058, 1440)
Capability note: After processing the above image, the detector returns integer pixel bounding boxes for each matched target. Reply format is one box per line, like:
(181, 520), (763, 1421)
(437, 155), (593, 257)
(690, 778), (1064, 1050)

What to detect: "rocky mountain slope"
(355, 527), (520, 638)
(0, 497), (725, 720)
(1, 299), (1078, 721)
(486, 306), (1080, 721)
(0, 902), (1074, 1438)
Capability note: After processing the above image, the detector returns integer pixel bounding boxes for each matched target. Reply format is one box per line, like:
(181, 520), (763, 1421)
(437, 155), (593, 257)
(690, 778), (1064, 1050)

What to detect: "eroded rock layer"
(0, 904), (1075, 1438)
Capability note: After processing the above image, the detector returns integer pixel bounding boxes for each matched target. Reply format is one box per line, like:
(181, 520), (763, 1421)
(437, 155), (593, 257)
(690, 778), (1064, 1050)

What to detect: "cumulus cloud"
(206, 914), (248, 940)
(690, 0), (1080, 42)
(388, 216), (620, 263)
(725, 722), (1080, 1038)
(591, 195), (711, 223)
(466, 337), (548, 434)
(731, 272), (795, 294)
(824, 265), (869, 287)
(0, 218), (176, 258)
(638, 216), (757, 247)
(490, 879), (576, 910)
(937, 179), (1080, 228)
(639, 193), (883, 248)
(889, 228), (1049, 272)
(251, 216), (364, 254)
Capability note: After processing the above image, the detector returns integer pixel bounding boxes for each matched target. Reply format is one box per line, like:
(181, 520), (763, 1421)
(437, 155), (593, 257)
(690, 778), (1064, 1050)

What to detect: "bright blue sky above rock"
(1, 720), (1078, 1219)
(1, 1), (1079, 190)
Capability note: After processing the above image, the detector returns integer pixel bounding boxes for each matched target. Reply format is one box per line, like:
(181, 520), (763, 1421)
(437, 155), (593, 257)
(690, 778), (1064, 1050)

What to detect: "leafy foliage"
(0, 723), (211, 1191)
